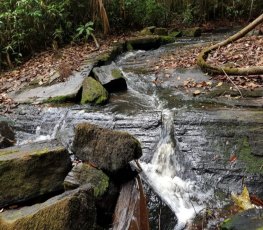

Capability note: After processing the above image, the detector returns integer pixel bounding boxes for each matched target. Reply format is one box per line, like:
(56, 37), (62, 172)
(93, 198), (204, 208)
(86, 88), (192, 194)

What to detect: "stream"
(7, 32), (263, 229)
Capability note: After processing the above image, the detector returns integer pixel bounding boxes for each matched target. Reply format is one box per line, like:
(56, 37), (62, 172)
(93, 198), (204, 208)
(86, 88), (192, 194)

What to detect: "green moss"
(44, 95), (72, 104)
(81, 77), (109, 105)
(238, 137), (263, 173)
(169, 31), (182, 37)
(111, 69), (122, 79)
(160, 36), (174, 44)
(126, 42), (133, 51)
(220, 218), (231, 230)
(0, 149), (18, 156)
(93, 173), (109, 198)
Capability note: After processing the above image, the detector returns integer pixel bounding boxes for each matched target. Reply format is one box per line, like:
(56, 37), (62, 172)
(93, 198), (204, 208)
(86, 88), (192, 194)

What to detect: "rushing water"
(12, 32), (258, 229)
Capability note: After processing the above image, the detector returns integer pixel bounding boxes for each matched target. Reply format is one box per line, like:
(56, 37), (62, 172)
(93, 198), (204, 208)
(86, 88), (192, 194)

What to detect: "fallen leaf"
(216, 82), (223, 87)
(229, 154), (237, 163)
(231, 186), (254, 210)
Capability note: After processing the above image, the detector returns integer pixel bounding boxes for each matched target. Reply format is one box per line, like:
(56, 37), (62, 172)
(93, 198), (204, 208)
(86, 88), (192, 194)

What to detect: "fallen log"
(112, 176), (150, 230)
(197, 13), (263, 75)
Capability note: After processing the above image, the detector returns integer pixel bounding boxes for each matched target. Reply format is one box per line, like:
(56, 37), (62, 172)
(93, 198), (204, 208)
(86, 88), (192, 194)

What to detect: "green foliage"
(74, 22), (94, 42)
(0, 0), (92, 69)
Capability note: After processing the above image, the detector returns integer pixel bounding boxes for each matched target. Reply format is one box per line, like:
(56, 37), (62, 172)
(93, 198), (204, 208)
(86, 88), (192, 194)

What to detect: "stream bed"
(4, 33), (263, 229)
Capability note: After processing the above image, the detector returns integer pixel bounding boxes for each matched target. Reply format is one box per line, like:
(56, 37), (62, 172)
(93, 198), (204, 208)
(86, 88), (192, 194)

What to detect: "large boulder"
(221, 208), (263, 230)
(0, 187), (96, 230)
(80, 77), (109, 105)
(92, 62), (127, 93)
(0, 121), (15, 149)
(64, 162), (109, 198)
(0, 140), (71, 208)
(72, 123), (142, 173)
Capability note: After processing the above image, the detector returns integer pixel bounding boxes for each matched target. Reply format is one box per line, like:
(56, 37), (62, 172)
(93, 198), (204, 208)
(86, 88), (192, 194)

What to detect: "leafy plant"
(74, 21), (94, 41)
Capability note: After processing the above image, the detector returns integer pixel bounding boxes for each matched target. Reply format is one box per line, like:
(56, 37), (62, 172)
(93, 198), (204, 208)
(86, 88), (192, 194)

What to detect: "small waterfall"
(141, 109), (204, 229)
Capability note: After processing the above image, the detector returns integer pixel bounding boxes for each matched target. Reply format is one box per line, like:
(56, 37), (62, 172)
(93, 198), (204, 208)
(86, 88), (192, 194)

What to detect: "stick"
(221, 68), (243, 98)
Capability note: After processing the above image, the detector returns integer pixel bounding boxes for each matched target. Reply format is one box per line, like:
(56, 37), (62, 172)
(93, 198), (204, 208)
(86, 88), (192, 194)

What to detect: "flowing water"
(10, 32), (263, 229)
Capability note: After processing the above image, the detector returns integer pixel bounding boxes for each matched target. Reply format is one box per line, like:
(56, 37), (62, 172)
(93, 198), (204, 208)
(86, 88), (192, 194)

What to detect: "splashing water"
(141, 109), (204, 229)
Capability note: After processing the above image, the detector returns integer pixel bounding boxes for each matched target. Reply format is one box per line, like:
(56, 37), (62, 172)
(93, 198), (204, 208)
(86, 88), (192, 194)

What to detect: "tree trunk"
(197, 13), (263, 75)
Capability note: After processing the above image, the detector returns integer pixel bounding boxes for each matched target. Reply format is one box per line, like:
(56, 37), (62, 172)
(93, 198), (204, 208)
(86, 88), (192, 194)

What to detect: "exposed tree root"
(197, 13), (263, 75)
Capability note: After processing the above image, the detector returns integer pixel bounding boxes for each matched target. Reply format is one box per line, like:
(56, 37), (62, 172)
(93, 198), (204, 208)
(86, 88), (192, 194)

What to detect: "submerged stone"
(80, 77), (109, 105)
(72, 123), (142, 173)
(0, 121), (15, 149)
(220, 208), (263, 230)
(0, 187), (96, 230)
(64, 162), (109, 197)
(0, 140), (71, 208)
(92, 62), (127, 93)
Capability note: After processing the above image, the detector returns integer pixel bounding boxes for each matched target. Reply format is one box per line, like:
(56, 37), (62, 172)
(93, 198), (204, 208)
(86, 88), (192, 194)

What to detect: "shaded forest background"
(0, 0), (263, 69)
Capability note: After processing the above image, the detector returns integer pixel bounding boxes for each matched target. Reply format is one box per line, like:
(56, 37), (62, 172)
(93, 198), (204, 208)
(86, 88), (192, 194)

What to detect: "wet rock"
(92, 62), (127, 93)
(220, 208), (263, 230)
(182, 27), (202, 37)
(0, 140), (71, 208)
(174, 108), (263, 198)
(9, 63), (94, 104)
(126, 36), (162, 50)
(0, 121), (15, 148)
(72, 123), (142, 173)
(0, 187), (96, 230)
(80, 77), (109, 105)
(64, 162), (109, 198)
(154, 27), (168, 36)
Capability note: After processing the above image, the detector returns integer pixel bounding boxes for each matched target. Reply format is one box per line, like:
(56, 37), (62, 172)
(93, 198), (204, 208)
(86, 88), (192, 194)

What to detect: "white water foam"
(140, 110), (205, 229)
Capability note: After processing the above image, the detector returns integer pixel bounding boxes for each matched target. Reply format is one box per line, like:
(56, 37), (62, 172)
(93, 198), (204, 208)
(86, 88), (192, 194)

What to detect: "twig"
(221, 68), (243, 98)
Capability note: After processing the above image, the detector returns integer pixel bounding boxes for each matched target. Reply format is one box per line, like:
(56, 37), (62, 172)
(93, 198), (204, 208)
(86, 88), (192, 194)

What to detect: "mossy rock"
(221, 208), (263, 230)
(0, 187), (96, 230)
(169, 31), (182, 38)
(154, 27), (168, 36)
(92, 63), (127, 93)
(126, 36), (161, 50)
(160, 36), (175, 44)
(72, 123), (142, 173)
(182, 27), (202, 37)
(0, 140), (72, 208)
(80, 77), (109, 105)
(64, 162), (109, 198)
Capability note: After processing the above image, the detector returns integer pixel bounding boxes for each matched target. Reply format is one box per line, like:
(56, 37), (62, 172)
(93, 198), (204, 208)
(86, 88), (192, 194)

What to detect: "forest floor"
(0, 29), (262, 113)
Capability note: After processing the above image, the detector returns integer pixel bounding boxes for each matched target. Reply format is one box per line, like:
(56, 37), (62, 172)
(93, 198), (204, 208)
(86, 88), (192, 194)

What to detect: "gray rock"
(220, 208), (263, 230)
(92, 62), (127, 93)
(9, 64), (94, 104)
(0, 140), (72, 208)
(72, 123), (142, 173)
(0, 187), (96, 230)
(0, 121), (15, 148)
